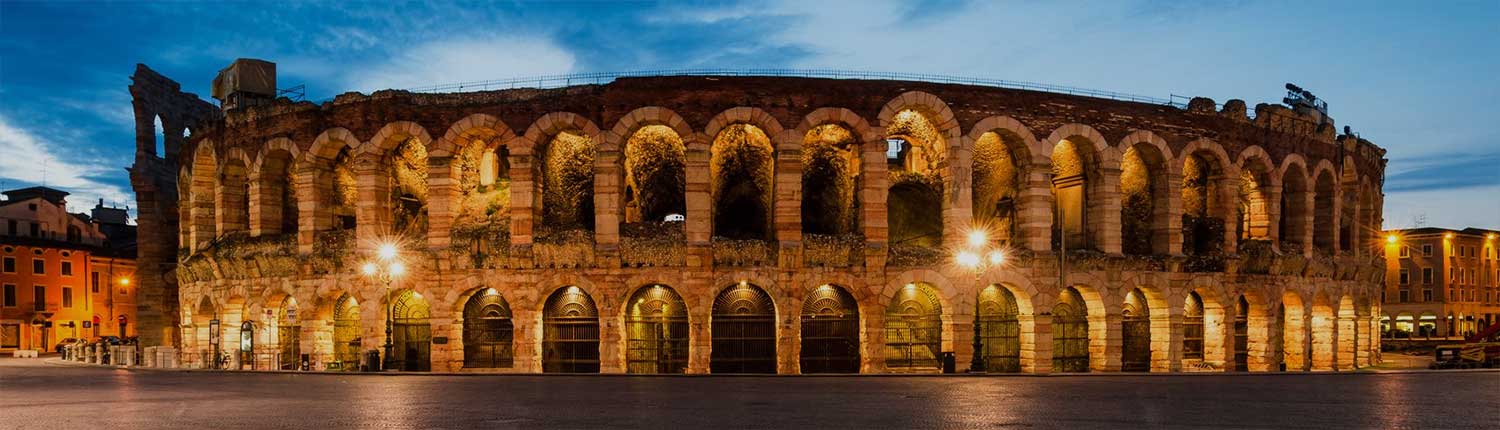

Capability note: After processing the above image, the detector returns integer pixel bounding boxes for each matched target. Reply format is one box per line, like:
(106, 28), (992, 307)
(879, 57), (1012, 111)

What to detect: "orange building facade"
(1382, 227), (1500, 338)
(0, 187), (137, 352)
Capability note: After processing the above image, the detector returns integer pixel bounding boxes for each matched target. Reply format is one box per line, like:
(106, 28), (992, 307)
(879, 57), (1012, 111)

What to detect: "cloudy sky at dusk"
(1, 0), (1496, 228)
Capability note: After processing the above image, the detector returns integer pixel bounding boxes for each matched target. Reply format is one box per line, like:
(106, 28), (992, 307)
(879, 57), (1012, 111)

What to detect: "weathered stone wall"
(146, 73), (1390, 373)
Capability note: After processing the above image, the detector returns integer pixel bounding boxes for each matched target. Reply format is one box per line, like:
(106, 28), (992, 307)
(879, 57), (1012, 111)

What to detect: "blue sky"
(1, 0), (1496, 229)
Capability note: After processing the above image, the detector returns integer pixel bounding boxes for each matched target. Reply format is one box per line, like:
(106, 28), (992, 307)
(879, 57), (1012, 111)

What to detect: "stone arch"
(434, 114), (520, 247)
(799, 283), (863, 374)
(1179, 138), (1235, 255)
(1278, 155), (1312, 254)
(460, 287), (516, 369)
(621, 283), (691, 374)
(1234, 145), (1276, 244)
(967, 116), (1038, 247)
(800, 121), (864, 238)
(706, 111), (779, 241)
(1116, 130), (1175, 255)
(364, 121), (434, 239)
(880, 92), (960, 250)
(1234, 289), (1274, 372)
(1311, 160), (1339, 254)
(304, 128), (362, 235)
(1043, 124), (1113, 253)
(525, 112), (602, 235)
(709, 281), (779, 373)
(538, 284), (602, 373)
(250, 138), (301, 236)
(877, 91), (960, 176)
(794, 107), (885, 247)
(882, 281), (946, 372)
(609, 107), (694, 251)
(1119, 285), (1170, 371)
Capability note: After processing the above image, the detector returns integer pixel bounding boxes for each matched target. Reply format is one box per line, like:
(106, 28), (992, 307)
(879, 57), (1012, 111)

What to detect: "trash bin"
(364, 350), (382, 372)
(300, 354), (311, 371)
(941, 352), (956, 374)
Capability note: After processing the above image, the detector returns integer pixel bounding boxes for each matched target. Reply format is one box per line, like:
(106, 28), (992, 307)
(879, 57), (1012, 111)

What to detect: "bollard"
(121, 346), (137, 367)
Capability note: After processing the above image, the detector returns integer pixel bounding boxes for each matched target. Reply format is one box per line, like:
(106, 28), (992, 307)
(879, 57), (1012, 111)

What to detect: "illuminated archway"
(710, 282), (777, 373)
(710, 124), (775, 240)
(625, 285), (689, 374)
(542, 286), (600, 373)
(800, 284), (861, 373)
(884, 282), (943, 372)
(462, 288), (514, 369)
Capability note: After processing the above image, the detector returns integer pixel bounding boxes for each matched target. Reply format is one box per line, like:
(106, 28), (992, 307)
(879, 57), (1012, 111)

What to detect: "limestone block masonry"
(129, 66), (1388, 374)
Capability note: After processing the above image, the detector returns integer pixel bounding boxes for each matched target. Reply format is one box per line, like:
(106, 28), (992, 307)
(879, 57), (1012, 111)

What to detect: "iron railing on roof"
(387, 69), (1179, 107)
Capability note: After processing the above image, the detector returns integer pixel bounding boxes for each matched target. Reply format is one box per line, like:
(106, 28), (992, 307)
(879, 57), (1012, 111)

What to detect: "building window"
(33, 286), (45, 311)
(2, 284), (14, 307)
(1398, 290), (1409, 303)
(61, 261), (72, 276)
(1423, 290), (1432, 302)
(5, 220), (14, 235)
(1423, 244), (1433, 256)
(1399, 246), (1409, 258)
(62, 287), (73, 308)
(1422, 268), (1434, 284)
(2, 257), (13, 274)
(32, 259), (44, 275)
(28, 222), (39, 237)
(1399, 269), (1410, 285)
(91, 273), (99, 293)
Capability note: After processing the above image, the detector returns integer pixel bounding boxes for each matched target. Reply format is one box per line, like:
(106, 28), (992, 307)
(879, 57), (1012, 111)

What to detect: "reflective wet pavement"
(2, 358), (1498, 429)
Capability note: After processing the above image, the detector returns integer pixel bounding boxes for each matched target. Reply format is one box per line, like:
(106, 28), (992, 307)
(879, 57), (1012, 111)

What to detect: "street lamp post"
(362, 243), (405, 371)
(956, 229), (1006, 373)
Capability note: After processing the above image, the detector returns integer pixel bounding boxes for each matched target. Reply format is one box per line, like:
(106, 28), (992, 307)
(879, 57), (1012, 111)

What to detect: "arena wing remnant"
(129, 61), (1388, 373)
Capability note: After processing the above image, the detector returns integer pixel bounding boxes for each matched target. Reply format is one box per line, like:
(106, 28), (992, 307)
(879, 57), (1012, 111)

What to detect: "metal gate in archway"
(978, 285), (1021, 373)
(390, 290), (431, 372)
(463, 289), (514, 369)
(1121, 289), (1151, 372)
(884, 283), (942, 372)
(626, 285), (689, 374)
(711, 283), (777, 374)
(543, 286), (601, 373)
(332, 294), (361, 371)
(277, 298), (300, 370)
(1183, 292), (1205, 360)
(1233, 296), (1249, 371)
(1052, 288), (1090, 373)
(800, 284), (861, 373)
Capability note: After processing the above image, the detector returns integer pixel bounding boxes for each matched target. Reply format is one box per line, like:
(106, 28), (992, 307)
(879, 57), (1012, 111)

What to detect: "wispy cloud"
(0, 114), (133, 212)
(344, 35), (576, 91)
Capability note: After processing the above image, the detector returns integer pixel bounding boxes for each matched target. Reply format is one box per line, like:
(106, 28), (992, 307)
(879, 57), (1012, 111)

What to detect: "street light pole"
(363, 243), (404, 372)
(957, 229), (1006, 373)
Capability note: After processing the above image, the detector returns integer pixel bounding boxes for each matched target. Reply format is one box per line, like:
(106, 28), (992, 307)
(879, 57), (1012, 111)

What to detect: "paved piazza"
(3, 359), (1497, 429)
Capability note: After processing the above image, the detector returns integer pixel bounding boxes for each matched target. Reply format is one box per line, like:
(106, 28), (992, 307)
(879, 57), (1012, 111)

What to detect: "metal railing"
(331, 69), (1178, 107)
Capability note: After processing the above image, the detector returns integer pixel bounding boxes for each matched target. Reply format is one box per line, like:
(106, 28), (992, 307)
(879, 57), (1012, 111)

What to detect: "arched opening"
(332, 294), (360, 371)
(710, 124), (775, 240)
(219, 157), (249, 235)
(1236, 164), (1272, 243)
(542, 286), (600, 373)
(462, 288), (514, 369)
(976, 285), (1021, 373)
(259, 149), (298, 236)
(800, 284), (861, 373)
(884, 282), (943, 372)
(1313, 169), (1337, 253)
(801, 124), (861, 237)
(887, 110), (945, 257)
(276, 297), (300, 370)
(191, 296), (216, 366)
(331, 147), (358, 230)
(538, 130), (594, 233)
(710, 282), (777, 373)
(1052, 287), (1090, 372)
(1051, 138), (1093, 251)
(972, 131), (1024, 246)
(1121, 288), (1151, 372)
(1120, 144), (1169, 255)
(1181, 153), (1226, 255)
(1234, 295), (1250, 371)
(625, 285), (688, 374)
(1183, 292), (1206, 360)
(390, 289), (431, 372)
(153, 115), (167, 158)
(623, 125), (686, 226)
(1280, 164), (1310, 253)
(388, 138), (429, 237)
(451, 132), (510, 236)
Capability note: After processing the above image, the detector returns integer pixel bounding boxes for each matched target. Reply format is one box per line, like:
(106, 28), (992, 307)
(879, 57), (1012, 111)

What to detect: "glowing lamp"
(956, 251), (980, 268)
(967, 230), (987, 247)
(1386, 235), (1398, 244)
(361, 262), (377, 276)
(378, 243), (399, 261)
(988, 250), (1005, 265)
(390, 262), (406, 277)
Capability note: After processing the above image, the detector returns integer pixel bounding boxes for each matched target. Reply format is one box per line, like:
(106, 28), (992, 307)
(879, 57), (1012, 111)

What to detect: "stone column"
(860, 136), (890, 269)
(512, 306), (539, 373)
(943, 139), (973, 249)
(1158, 171), (1184, 256)
(1248, 312), (1274, 372)
(1205, 303), (1230, 370)
(1214, 173), (1239, 254)
(1017, 165), (1054, 252)
(1162, 309), (1183, 372)
(1337, 313), (1357, 370)
(953, 307), (976, 372)
(353, 156), (389, 251)
(247, 173), (269, 237)
(1096, 312), (1120, 372)
(296, 164), (331, 254)
(1263, 184), (1284, 251)
(425, 156), (457, 249)
(597, 297), (624, 374)
(684, 136), (712, 268)
(1093, 166), (1123, 254)
(861, 302), (886, 374)
(774, 136), (803, 269)
(593, 142), (623, 267)
(1355, 312), (1372, 368)
(1025, 313), (1051, 373)
(777, 299), (800, 374)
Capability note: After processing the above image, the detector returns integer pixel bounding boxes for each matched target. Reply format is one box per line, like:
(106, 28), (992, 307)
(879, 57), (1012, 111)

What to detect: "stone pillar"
(353, 156), (389, 251)
(1205, 303), (1230, 370)
(1263, 184), (1284, 250)
(1337, 314), (1357, 370)
(1214, 174), (1239, 254)
(1248, 312), (1273, 372)
(296, 164), (331, 254)
(597, 298), (624, 374)
(1017, 165), (1053, 252)
(684, 136), (712, 268)
(1025, 314), (1051, 373)
(593, 142), (623, 267)
(686, 289), (711, 374)
(1162, 309), (1183, 372)
(774, 135), (803, 269)
(1093, 166), (1123, 254)
(247, 173), (268, 236)
(778, 299), (800, 374)
(512, 307), (540, 373)
(1158, 171), (1184, 256)
(953, 308), (976, 372)
(507, 148), (536, 254)
(862, 302), (886, 374)
(1310, 310), (1335, 371)
(1096, 313), (1120, 372)
(860, 136), (890, 269)
(1355, 313), (1372, 368)
(425, 156), (457, 249)
(943, 139), (973, 250)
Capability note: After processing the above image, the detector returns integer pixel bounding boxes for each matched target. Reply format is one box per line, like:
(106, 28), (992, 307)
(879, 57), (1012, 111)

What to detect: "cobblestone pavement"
(2, 358), (1498, 429)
